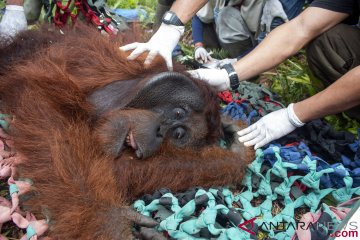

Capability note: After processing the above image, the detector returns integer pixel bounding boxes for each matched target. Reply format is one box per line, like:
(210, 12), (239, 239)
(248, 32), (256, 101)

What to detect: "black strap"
(221, 63), (240, 90)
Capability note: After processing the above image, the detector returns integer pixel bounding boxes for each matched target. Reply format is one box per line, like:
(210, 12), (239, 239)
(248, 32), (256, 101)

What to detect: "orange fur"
(0, 25), (254, 239)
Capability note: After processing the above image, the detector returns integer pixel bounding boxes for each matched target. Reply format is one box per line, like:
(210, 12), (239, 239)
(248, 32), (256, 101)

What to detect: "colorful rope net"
(133, 82), (360, 240)
(134, 142), (360, 239)
(0, 114), (48, 239)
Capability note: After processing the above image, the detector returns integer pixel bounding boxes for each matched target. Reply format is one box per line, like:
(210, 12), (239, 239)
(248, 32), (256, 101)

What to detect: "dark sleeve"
(310, 0), (355, 14)
(191, 15), (204, 44)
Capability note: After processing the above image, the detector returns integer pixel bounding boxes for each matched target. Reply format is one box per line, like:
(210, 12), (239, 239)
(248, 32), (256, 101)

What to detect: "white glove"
(0, 5), (27, 40)
(187, 68), (230, 91)
(260, 0), (289, 33)
(119, 23), (184, 70)
(237, 103), (304, 149)
(195, 46), (213, 64)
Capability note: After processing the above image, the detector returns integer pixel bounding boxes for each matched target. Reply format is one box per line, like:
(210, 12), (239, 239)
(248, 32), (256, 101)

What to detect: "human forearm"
(233, 7), (348, 81)
(7, 0), (23, 5)
(237, 67), (360, 150)
(236, 8), (353, 149)
(170, 0), (208, 24)
(234, 20), (305, 81)
(294, 66), (360, 122)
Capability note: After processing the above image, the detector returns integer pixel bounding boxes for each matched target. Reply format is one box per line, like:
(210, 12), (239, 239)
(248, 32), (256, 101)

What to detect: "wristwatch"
(221, 63), (240, 90)
(162, 11), (184, 26)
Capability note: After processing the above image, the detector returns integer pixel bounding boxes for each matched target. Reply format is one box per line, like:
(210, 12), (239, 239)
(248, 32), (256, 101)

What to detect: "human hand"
(237, 104), (304, 149)
(119, 23), (184, 70)
(187, 68), (230, 91)
(260, 0), (288, 33)
(195, 46), (213, 64)
(0, 5), (27, 39)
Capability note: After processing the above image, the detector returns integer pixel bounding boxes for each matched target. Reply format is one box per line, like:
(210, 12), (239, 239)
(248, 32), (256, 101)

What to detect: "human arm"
(190, 7), (349, 89)
(192, 15), (204, 45)
(169, 0), (208, 25)
(238, 66), (360, 149)
(294, 66), (360, 122)
(120, 0), (208, 70)
(7, 0), (23, 5)
(234, 6), (349, 81)
(192, 15), (212, 63)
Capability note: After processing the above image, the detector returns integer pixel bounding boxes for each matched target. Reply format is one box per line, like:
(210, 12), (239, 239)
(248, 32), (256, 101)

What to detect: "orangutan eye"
(173, 127), (186, 139)
(173, 108), (185, 120)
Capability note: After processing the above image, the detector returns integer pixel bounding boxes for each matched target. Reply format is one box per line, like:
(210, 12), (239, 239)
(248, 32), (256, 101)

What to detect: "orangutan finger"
(124, 208), (159, 228)
(140, 227), (167, 240)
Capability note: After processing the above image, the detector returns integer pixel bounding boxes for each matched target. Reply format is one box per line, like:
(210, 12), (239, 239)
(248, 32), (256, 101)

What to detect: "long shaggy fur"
(0, 25), (253, 239)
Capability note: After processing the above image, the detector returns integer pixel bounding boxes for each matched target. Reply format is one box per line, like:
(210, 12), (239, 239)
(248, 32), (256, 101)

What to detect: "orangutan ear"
(126, 72), (205, 112)
(87, 79), (140, 116)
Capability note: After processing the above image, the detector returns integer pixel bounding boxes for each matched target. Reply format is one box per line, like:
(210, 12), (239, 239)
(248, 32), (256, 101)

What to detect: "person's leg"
(23, 0), (42, 24)
(307, 24), (360, 120)
(216, 6), (254, 58)
(240, 0), (265, 34)
(202, 22), (221, 49)
(153, 0), (175, 31)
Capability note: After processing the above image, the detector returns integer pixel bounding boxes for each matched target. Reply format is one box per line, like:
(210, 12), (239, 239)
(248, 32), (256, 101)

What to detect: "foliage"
(0, 0), (5, 21)
(264, 52), (360, 134)
(325, 114), (360, 135)
(107, 0), (157, 9)
(263, 52), (324, 106)
(108, 0), (137, 9)
(106, 0), (157, 28)
(210, 48), (230, 60)
(137, 5), (156, 28)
